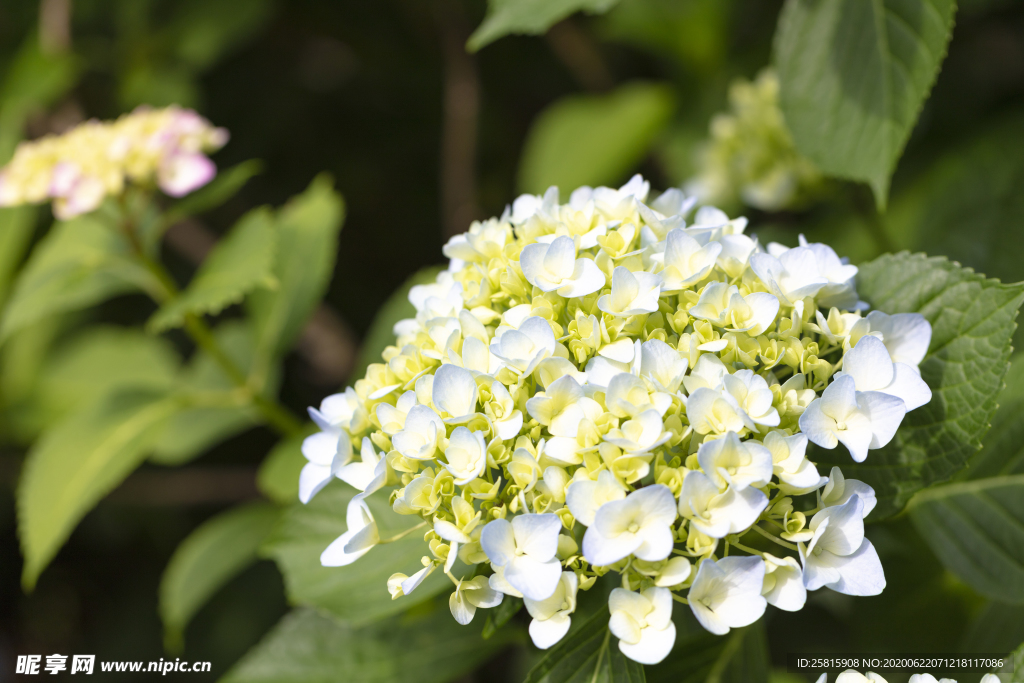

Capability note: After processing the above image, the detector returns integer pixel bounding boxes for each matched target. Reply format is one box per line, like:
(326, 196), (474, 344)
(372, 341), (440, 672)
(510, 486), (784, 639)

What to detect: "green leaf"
(909, 475), (1024, 604)
(257, 429), (314, 505)
(482, 596), (522, 639)
(773, 0), (957, 209)
(150, 321), (270, 466)
(0, 37), (79, 161)
(646, 613), (769, 683)
(812, 252), (1024, 519)
(518, 82), (675, 195)
(160, 502), (280, 652)
(18, 388), (182, 589)
(960, 354), (1024, 481)
(249, 175), (345, 384)
(261, 480), (449, 624)
(0, 215), (161, 343)
(468, 0), (621, 52)
(0, 206), (36, 308)
(960, 601), (1024, 653)
(167, 0), (274, 71)
(162, 159), (264, 226)
(523, 603), (645, 683)
(351, 266), (443, 383)
(31, 325), (180, 429)
(998, 642), (1024, 683)
(222, 604), (517, 683)
(148, 207), (277, 332)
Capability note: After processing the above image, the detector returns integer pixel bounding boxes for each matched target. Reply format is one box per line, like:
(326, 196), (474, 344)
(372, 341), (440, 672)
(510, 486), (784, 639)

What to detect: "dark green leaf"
(257, 429), (314, 505)
(773, 0), (957, 208)
(518, 82), (675, 195)
(960, 354), (1024, 481)
(646, 611), (769, 683)
(998, 641), (1024, 683)
(483, 597), (522, 639)
(261, 480), (449, 624)
(0, 215), (161, 342)
(248, 175), (345, 385)
(0, 38), (79, 161)
(351, 266), (443, 383)
(813, 252), (1024, 519)
(522, 602), (645, 683)
(909, 475), (1024, 604)
(148, 207), (277, 332)
(468, 0), (621, 52)
(160, 502), (280, 651)
(960, 601), (1024, 653)
(150, 321), (270, 466)
(168, 0), (274, 71)
(222, 604), (517, 683)
(18, 388), (182, 589)
(162, 159), (264, 226)
(0, 206), (36, 308)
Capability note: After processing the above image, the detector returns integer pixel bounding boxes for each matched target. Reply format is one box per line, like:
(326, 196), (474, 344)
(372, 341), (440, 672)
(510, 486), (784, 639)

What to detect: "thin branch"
(39, 0), (71, 55)
(436, 0), (481, 239)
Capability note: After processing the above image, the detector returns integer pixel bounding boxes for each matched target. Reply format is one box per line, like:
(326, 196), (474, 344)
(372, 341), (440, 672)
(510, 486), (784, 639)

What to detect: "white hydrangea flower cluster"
(818, 673), (1000, 683)
(301, 175), (933, 664)
(0, 105), (227, 219)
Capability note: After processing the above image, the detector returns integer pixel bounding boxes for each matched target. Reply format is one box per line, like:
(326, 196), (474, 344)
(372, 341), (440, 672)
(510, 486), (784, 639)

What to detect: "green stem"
(749, 524), (799, 551)
(379, 521), (428, 545)
(671, 594), (689, 605)
(119, 200), (303, 437)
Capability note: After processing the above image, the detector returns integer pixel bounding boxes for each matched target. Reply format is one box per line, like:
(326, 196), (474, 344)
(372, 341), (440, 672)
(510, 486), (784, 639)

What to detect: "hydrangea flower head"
(301, 175), (932, 662)
(0, 105), (227, 219)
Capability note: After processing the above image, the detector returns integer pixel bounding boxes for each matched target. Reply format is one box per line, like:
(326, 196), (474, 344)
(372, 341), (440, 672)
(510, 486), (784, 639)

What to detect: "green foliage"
(351, 266), (443, 382)
(0, 206), (36, 308)
(959, 354), (1024, 481)
(646, 615), (769, 683)
(999, 641), (1024, 682)
(249, 175), (345, 386)
(222, 604), (518, 683)
(261, 480), (449, 624)
(482, 596), (522, 639)
(468, 0), (621, 52)
(18, 388), (182, 589)
(0, 215), (161, 342)
(30, 325), (179, 431)
(148, 207), (277, 332)
(960, 601), (1024, 653)
(909, 475), (1024, 604)
(773, 0), (957, 209)
(0, 37), (79, 161)
(161, 159), (264, 227)
(883, 114), (1024, 287)
(160, 502), (280, 652)
(150, 321), (268, 465)
(257, 430), (313, 505)
(813, 252), (1024, 519)
(518, 82), (675, 195)
(522, 602), (645, 683)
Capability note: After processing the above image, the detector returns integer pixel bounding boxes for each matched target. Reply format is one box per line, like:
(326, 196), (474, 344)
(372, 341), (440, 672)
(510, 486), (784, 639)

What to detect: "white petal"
(618, 622), (676, 665)
(558, 258), (606, 298)
(480, 518), (516, 566)
(856, 390), (906, 449)
(506, 554), (562, 601)
(820, 540), (886, 596)
(512, 513), (562, 560)
(529, 613), (572, 649)
(885, 362), (932, 411)
(298, 463), (332, 504)
(582, 526), (640, 567)
(433, 364), (479, 419)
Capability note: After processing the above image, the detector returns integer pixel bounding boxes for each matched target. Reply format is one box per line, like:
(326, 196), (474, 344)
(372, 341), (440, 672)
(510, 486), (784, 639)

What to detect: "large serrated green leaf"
(149, 207), (277, 332)
(958, 354), (1024, 481)
(160, 502), (280, 652)
(523, 602), (645, 683)
(773, 0), (957, 209)
(17, 388), (183, 589)
(909, 475), (1024, 604)
(150, 320), (270, 466)
(518, 82), (675, 195)
(813, 252), (1024, 519)
(248, 175), (344, 385)
(261, 480), (448, 624)
(222, 604), (517, 683)
(0, 215), (161, 343)
(468, 0), (621, 52)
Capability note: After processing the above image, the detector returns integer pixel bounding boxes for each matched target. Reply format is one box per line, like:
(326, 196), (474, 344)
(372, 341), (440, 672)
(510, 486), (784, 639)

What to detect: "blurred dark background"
(1, 0), (1023, 680)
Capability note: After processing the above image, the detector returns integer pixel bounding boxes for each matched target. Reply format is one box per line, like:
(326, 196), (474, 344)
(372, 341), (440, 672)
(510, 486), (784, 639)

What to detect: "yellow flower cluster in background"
(0, 106), (227, 219)
(688, 69), (824, 212)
